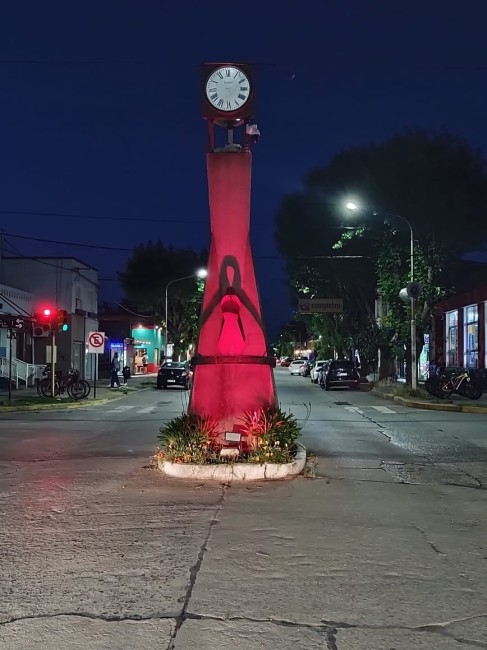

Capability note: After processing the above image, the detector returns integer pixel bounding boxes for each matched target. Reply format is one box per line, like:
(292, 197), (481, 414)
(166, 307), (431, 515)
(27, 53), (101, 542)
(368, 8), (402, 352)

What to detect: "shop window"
(464, 304), (478, 368)
(445, 310), (458, 366)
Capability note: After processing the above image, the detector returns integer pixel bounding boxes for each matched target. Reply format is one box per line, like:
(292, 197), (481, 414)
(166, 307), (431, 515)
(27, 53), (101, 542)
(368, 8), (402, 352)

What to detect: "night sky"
(1, 0), (487, 340)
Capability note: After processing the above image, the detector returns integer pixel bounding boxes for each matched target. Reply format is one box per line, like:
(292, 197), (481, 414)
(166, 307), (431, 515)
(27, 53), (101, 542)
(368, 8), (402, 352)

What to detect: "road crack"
(411, 522), (447, 555)
(167, 481), (228, 649)
(3, 610), (487, 648)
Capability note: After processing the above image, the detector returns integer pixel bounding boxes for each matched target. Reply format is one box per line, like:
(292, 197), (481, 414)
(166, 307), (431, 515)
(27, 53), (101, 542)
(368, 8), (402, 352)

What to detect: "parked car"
(322, 359), (360, 390)
(300, 360), (314, 377)
(289, 359), (307, 375)
(280, 357), (292, 367)
(310, 360), (327, 383)
(156, 361), (192, 389)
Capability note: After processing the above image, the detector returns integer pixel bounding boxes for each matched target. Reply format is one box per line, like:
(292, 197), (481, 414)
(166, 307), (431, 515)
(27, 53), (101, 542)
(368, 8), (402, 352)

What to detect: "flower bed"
(157, 442), (307, 481)
(155, 404), (310, 481)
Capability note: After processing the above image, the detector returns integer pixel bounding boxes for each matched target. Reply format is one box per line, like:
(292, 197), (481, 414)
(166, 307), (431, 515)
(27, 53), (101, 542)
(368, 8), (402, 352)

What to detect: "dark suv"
(322, 359), (360, 391)
(156, 361), (192, 390)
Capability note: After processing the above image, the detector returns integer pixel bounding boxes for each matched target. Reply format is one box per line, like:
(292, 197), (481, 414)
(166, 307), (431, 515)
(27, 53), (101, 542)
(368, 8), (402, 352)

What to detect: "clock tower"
(189, 62), (277, 443)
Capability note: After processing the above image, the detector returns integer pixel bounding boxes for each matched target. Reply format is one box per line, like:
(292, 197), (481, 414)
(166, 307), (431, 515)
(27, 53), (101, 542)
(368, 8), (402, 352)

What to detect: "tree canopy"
(119, 241), (207, 356)
(275, 129), (487, 374)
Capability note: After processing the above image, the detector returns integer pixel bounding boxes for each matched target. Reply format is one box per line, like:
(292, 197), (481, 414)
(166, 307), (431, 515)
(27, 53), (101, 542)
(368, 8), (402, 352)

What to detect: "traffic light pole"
(51, 330), (56, 399)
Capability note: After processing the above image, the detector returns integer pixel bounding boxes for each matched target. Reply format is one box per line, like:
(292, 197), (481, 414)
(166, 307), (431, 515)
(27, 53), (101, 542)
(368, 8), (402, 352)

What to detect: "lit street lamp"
(164, 269), (207, 361)
(345, 201), (417, 390)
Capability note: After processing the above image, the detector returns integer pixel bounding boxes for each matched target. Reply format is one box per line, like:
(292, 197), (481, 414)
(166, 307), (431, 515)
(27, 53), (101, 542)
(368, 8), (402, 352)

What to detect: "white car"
(310, 360), (327, 383)
(289, 359), (306, 375)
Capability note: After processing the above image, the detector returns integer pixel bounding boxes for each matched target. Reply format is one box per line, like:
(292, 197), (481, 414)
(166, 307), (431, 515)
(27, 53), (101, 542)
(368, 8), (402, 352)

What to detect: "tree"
(119, 241), (207, 357)
(275, 129), (487, 378)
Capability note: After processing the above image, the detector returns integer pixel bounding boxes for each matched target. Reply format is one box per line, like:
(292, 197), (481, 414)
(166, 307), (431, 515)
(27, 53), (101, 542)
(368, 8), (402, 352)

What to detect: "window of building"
(87, 289), (95, 312)
(464, 304), (478, 368)
(445, 310), (458, 366)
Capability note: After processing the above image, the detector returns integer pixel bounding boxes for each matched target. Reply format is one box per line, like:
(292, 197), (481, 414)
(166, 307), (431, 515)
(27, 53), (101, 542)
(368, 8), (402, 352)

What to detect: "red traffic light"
(42, 308), (52, 317)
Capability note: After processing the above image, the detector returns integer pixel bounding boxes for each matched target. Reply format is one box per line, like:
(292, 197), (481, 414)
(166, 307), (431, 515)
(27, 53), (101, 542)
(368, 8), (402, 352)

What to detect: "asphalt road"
(1, 368), (486, 487)
(1, 369), (486, 649)
(277, 368), (487, 488)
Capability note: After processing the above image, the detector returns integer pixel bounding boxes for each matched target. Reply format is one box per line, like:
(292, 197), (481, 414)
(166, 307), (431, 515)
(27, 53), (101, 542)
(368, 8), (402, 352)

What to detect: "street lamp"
(345, 201), (417, 390)
(164, 269), (207, 361)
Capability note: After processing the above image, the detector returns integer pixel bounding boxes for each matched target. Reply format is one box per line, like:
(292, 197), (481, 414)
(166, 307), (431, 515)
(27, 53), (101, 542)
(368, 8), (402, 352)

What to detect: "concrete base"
(158, 443), (307, 481)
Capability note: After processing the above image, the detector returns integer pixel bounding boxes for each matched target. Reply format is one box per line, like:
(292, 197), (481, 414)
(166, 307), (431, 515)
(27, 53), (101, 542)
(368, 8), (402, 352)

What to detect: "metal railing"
(0, 357), (45, 389)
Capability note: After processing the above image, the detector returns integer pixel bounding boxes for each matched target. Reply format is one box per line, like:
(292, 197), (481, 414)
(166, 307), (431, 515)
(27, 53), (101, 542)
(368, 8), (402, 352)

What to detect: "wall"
(131, 326), (163, 372)
(2, 257), (99, 377)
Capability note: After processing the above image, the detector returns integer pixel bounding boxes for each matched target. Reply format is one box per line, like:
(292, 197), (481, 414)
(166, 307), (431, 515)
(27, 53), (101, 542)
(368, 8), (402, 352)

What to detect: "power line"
(3, 231), (362, 260)
(3, 232), (133, 252)
(0, 209), (207, 225)
(2, 238), (100, 288)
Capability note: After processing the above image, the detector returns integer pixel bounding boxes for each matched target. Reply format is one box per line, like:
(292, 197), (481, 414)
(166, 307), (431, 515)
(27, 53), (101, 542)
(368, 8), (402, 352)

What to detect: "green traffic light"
(62, 324), (68, 332)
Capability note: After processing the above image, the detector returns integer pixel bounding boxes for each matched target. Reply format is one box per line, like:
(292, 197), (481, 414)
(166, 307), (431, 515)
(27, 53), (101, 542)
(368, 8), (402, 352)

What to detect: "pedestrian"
(111, 352), (121, 389)
(142, 353), (148, 373)
(122, 365), (131, 387)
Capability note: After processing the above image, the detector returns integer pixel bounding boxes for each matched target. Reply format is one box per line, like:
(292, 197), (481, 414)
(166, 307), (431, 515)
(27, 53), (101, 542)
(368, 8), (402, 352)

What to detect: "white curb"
(158, 442), (307, 482)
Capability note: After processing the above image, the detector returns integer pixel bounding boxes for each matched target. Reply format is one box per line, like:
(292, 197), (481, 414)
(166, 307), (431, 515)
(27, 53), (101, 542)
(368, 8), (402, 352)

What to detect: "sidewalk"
(0, 373), (157, 410)
(373, 383), (487, 414)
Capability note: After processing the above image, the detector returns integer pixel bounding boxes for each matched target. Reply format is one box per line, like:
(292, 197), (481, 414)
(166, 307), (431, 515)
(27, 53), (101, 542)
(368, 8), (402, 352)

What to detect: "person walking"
(111, 352), (121, 389)
(141, 353), (148, 373)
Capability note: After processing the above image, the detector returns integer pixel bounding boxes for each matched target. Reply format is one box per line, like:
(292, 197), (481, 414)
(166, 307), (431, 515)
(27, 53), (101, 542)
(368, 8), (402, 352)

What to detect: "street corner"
(460, 404), (487, 414)
(371, 388), (396, 402)
(0, 397), (112, 412)
(0, 387), (131, 412)
(392, 394), (487, 413)
(392, 395), (462, 412)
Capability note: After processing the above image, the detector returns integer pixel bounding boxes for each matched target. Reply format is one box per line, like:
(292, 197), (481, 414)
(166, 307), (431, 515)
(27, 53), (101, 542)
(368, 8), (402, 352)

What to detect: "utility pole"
(51, 329), (57, 398)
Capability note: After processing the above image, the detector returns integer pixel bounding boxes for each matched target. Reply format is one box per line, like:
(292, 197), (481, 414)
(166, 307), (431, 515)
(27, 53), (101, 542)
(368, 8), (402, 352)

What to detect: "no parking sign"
(87, 331), (105, 354)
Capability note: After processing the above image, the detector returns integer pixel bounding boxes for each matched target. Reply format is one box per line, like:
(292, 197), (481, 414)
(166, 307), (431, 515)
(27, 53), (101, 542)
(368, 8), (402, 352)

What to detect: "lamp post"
(345, 202), (417, 390)
(164, 269), (207, 361)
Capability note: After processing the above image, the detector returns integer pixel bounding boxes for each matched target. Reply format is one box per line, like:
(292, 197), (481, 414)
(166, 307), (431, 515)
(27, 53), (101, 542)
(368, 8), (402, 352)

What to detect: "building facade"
(434, 286), (487, 370)
(98, 310), (164, 376)
(1, 257), (99, 379)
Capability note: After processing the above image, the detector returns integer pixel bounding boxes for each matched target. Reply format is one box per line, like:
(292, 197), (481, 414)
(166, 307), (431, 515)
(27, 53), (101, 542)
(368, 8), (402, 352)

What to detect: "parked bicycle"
(425, 366), (483, 401)
(36, 364), (91, 400)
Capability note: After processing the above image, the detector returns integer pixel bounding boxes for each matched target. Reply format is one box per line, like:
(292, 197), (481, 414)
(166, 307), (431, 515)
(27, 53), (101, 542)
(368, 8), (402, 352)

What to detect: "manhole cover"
(334, 401), (351, 405)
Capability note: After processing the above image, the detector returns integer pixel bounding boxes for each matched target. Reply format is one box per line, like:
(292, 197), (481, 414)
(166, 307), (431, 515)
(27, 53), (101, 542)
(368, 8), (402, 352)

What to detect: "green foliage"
(157, 413), (218, 463)
(239, 404), (308, 463)
(274, 129), (487, 377)
(156, 405), (307, 465)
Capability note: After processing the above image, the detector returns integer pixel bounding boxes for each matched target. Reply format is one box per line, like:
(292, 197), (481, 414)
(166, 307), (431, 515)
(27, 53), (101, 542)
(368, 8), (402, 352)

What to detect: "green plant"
(239, 403), (309, 464)
(157, 413), (218, 463)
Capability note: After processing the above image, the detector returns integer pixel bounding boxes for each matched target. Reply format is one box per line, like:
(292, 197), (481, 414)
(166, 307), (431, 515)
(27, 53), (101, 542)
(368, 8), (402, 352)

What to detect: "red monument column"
(189, 62), (277, 438)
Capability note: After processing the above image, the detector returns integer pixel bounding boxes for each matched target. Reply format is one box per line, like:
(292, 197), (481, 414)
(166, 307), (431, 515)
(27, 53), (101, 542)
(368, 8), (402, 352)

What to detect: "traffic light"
(42, 307), (52, 319)
(57, 309), (69, 332)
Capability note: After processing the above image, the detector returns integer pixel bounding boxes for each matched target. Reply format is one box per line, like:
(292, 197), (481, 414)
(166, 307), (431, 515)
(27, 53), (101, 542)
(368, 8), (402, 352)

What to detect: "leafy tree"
(276, 129), (487, 378)
(119, 241), (207, 358)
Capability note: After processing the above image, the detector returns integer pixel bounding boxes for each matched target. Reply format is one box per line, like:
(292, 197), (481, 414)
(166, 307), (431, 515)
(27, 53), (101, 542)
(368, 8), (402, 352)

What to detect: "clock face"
(205, 66), (251, 112)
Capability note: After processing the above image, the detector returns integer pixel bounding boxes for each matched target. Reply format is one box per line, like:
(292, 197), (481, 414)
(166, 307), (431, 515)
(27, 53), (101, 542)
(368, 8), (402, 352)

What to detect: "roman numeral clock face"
(205, 66), (251, 112)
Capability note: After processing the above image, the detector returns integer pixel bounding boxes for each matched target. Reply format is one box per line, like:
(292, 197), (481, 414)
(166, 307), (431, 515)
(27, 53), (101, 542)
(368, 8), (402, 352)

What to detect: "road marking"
(344, 406), (364, 415)
(371, 405), (396, 414)
(137, 407), (155, 414)
(343, 405), (397, 414)
(105, 405), (135, 413)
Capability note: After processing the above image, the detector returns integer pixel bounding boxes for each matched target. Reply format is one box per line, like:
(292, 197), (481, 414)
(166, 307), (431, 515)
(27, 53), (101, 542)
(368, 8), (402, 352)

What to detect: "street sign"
(298, 298), (343, 314)
(0, 316), (25, 330)
(87, 331), (106, 354)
